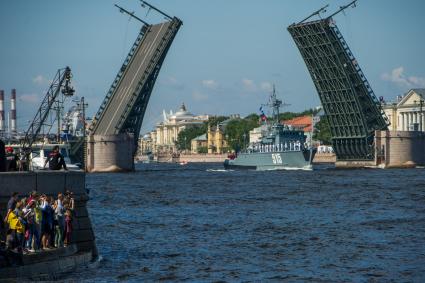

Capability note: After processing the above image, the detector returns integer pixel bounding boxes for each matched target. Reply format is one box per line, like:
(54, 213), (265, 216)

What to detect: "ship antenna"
(271, 85), (290, 127)
(273, 85), (278, 125)
(270, 85), (280, 126)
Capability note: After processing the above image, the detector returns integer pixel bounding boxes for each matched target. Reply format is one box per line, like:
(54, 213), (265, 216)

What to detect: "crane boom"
(21, 66), (74, 151)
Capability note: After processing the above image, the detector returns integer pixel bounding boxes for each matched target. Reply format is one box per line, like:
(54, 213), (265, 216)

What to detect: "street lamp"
(414, 98), (424, 132)
(76, 97), (88, 170)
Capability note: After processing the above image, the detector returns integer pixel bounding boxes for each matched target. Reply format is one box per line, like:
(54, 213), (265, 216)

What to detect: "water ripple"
(72, 163), (425, 282)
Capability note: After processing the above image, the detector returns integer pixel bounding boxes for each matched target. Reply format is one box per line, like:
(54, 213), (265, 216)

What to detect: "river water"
(74, 163), (425, 282)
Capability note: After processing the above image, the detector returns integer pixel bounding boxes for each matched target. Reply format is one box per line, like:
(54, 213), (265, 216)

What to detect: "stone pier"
(336, 130), (425, 168)
(374, 130), (425, 168)
(0, 171), (97, 280)
(86, 133), (135, 172)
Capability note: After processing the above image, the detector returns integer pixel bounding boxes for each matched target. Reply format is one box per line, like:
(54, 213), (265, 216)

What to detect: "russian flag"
(259, 106), (267, 121)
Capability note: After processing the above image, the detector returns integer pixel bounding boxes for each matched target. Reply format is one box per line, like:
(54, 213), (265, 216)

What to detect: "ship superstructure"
(224, 87), (315, 170)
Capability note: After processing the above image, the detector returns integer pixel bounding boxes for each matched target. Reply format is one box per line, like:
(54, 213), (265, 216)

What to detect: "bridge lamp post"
(77, 97), (88, 170)
(414, 99), (424, 132)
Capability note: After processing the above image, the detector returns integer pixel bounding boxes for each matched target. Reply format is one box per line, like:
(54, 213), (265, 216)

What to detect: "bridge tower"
(287, 1), (389, 162)
(86, 2), (182, 172)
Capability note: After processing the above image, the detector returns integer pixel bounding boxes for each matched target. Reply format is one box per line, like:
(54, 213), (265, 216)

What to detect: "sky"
(1, 0), (425, 134)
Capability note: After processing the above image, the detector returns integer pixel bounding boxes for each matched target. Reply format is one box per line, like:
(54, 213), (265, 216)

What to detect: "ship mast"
(270, 85), (281, 126)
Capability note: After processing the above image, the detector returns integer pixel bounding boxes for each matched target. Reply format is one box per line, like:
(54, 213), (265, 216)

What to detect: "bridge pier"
(86, 133), (135, 173)
(335, 130), (425, 168)
(374, 130), (425, 168)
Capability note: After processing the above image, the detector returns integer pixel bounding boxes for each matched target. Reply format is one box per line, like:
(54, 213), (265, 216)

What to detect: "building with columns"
(152, 103), (209, 153)
(139, 133), (153, 155)
(382, 89), (425, 132)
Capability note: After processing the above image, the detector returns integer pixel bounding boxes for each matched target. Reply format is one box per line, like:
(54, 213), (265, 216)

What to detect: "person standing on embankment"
(43, 145), (67, 170)
(5, 147), (19, 171)
(0, 139), (6, 172)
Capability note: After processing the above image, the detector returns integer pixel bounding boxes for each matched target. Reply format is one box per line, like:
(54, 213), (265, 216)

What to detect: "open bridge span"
(287, 2), (389, 162)
(87, 6), (182, 172)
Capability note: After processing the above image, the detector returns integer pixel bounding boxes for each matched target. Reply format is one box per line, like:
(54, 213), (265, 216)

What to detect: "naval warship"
(224, 87), (316, 170)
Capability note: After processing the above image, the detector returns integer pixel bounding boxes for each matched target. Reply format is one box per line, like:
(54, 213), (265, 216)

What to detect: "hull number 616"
(272, 153), (282, 164)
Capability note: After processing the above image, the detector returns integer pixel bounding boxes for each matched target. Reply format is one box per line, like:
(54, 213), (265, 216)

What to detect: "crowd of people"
(0, 190), (74, 254)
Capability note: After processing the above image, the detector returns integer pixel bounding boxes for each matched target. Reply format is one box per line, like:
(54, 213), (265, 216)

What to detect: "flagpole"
(309, 113), (314, 164)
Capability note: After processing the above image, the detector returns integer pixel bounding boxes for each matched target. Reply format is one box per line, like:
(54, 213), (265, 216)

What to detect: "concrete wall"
(0, 171), (97, 259)
(86, 133), (134, 172)
(313, 153), (336, 164)
(335, 160), (376, 168)
(156, 153), (179, 163)
(1, 250), (92, 280)
(375, 130), (425, 168)
(179, 153), (228, 163)
(155, 153), (228, 163)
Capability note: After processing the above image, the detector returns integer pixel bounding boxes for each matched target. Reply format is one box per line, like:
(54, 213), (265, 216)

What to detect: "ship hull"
(224, 150), (314, 171)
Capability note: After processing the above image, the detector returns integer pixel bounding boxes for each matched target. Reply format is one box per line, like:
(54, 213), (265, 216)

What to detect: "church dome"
(171, 103), (194, 120)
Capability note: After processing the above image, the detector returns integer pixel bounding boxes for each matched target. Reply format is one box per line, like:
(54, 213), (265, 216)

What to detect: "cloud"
(202, 79), (218, 89)
(381, 67), (425, 88)
(260, 82), (273, 92)
(407, 76), (425, 87)
(192, 90), (208, 101)
(162, 76), (185, 91)
(18, 93), (40, 103)
(241, 78), (257, 92)
(241, 79), (274, 93)
(32, 75), (49, 86)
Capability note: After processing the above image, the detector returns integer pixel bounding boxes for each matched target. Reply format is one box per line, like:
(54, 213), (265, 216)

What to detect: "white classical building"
(382, 89), (425, 132)
(152, 103), (209, 153)
(249, 124), (268, 144)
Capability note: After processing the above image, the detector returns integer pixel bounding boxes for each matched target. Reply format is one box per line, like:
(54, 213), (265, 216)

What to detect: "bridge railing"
(329, 22), (390, 128)
(89, 27), (147, 134)
(114, 18), (182, 134)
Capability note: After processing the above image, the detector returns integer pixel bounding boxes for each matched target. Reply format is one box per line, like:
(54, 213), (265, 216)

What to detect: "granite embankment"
(0, 171), (97, 281)
(312, 153), (336, 164)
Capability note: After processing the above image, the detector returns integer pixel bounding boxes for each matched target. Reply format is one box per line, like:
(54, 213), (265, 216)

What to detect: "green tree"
(314, 116), (332, 144)
(175, 116), (229, 152)
(224, 114), (260, 151)
(176, 126), (205, 151)
(244, 113), (260, 122)
(207, 116), (228, 127)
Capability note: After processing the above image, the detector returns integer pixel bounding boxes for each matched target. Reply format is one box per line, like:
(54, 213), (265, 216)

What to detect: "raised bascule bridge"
(288, 1), (425, 168)
(86, 2), (182, 172)
(287, 1), (391, 166)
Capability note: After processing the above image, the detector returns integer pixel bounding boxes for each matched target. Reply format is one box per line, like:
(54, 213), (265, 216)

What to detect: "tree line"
(175, 110), (331, 152)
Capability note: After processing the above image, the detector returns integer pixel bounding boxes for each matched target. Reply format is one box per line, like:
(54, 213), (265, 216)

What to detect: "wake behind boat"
(224, 87), (316, 171)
